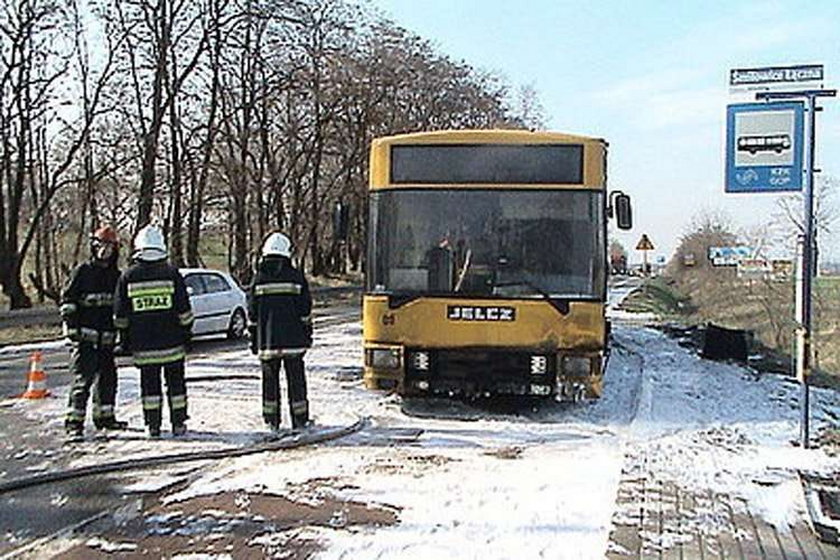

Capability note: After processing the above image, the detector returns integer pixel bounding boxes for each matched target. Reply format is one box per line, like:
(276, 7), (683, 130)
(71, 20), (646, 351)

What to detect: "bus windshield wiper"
(493, 279), (551, 299)
(493, 279), (574, 315)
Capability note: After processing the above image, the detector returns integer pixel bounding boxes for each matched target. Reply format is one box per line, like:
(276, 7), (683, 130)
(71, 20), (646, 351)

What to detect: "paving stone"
(607, 473), (840, 559)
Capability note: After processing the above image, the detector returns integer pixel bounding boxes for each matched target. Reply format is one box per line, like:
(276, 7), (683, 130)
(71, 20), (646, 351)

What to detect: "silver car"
(180, 268), (248, 339)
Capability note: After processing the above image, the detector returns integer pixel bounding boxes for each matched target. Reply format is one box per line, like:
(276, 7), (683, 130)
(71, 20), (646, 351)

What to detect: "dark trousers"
(139, 360), (187, 429)
(65, 343), (117, 427)
(261, 355), (309, 428)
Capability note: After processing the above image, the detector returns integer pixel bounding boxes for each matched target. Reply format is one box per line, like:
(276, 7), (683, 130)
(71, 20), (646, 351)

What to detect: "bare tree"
(514, 83), (546, 130)
(112, 0), (212, 230)
(2, 0), (545, 309)
(184, 0), (231, 266)
(0, 0), (120, 308)
(775, 175), (839, 237)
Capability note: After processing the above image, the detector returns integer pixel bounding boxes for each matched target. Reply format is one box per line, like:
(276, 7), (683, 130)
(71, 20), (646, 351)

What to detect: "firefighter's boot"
(95, 417), (128, 430)
(65, 421), (84, 441)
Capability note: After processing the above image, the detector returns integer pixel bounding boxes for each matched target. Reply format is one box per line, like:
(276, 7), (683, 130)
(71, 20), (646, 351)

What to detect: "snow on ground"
(4, 299), (840, 558)
(613, 324), (840, 532)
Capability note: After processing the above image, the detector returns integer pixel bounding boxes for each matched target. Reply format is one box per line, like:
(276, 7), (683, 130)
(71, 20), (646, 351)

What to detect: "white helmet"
(133, 224), (167, 262)
(262, 232), (292, 258)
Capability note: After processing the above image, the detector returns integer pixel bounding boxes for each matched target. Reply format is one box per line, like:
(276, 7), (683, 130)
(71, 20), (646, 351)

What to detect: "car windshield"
(367, 189), (605, 298)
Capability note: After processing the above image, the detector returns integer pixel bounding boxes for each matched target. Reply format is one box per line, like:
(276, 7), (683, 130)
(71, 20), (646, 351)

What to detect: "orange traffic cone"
(21, 351), (50, 399)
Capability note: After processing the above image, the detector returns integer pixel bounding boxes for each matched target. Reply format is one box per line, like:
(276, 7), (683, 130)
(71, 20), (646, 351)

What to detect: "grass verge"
(619, 277), (693, 319)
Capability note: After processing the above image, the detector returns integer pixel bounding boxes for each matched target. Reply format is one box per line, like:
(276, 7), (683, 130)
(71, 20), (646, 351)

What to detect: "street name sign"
(725, 101), (804, 193)
(729, 64), (824, 91)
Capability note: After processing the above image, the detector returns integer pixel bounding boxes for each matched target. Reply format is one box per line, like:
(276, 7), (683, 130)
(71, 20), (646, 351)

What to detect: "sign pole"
(635, 234), (655, 276)
(800, 93), (816, 448)
(756, 89), (835, 448)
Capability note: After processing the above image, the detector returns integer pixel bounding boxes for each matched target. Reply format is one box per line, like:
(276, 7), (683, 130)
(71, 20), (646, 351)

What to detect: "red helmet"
(92, 225), (119, 245)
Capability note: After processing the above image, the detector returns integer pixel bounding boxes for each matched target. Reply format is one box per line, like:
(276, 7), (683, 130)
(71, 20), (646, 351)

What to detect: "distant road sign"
(771, 259), (793, 278)
(729, 64), (824, 90)
(725, 102), (804, 193)
(636, 234), (654, 251)
(708, 246), (752, 267)
(738, 258), (772, 279)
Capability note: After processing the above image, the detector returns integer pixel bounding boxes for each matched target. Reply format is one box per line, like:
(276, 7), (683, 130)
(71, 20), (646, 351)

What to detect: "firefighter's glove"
(248, 326), (258, 355)
(182, 327), (193, 351)
(303, 323), (313, 347)
(63, 323), (80, 343)
(116, 329), (131, 354)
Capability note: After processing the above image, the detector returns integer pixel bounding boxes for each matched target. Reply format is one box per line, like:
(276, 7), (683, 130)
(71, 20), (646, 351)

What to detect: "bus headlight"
(367, 347), (402, 369)
(561, 356), (592, 377)
(530, 355), (548, 375)
(409, 351), (430, 371)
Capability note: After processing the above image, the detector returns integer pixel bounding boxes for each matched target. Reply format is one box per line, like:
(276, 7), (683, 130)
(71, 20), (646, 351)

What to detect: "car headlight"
(561, 356), (592, 377)
(367, 348), (401, 369)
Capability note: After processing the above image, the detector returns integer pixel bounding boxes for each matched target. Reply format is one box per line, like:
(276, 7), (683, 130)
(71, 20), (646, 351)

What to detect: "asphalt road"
(0, 293), (362, 399)
(0, 336), (254, 559)
(0, 299), (360, 558)
(0, 407), (131, 558)
(0, 339), (249, 399)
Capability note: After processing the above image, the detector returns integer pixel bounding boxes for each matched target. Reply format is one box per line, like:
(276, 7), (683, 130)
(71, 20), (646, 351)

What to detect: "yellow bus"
(362, 130), (631, 400)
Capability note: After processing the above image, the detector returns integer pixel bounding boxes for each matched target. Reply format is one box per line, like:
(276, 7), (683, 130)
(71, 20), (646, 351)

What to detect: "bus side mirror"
(615, 193), (632, 230)
(609, 191), (632, 230)
(333, 201), (350, 241)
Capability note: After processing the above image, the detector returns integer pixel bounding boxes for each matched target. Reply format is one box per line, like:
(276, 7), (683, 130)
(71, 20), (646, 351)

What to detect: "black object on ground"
(702, 323), (749, 362)
(0, 418), (367, 494)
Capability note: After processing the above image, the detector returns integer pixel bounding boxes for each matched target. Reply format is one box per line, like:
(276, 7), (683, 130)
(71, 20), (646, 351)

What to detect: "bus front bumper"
(364, 345), (604, 399)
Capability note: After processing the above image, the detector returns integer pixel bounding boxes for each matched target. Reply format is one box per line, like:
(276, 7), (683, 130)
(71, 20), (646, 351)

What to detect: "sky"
(371, 0), (840, 263)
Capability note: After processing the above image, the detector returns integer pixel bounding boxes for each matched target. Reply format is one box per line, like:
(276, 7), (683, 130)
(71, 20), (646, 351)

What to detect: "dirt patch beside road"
(56, 482), (400, 559)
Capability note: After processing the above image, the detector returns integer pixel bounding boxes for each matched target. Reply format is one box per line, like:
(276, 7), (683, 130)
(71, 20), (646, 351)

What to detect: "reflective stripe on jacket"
(113, 261), (193, 365)
(60, 261), (121, 335)
(248, 257), (312, 360)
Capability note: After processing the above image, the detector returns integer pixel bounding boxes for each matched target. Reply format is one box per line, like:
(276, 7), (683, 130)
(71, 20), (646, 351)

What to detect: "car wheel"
(227, 308), (247, 340)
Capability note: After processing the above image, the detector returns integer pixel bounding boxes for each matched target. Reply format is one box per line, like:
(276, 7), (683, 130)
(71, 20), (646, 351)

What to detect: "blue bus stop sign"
(725, 101), (804, 193)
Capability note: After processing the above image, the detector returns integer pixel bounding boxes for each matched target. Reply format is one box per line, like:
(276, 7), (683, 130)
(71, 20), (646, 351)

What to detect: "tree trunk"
(186, 0), (223, 267)
(3, 53), (33, 309)
(2, 252), (32, 309)
(168, 74), (184, 266)
(136, 0), (169, 230)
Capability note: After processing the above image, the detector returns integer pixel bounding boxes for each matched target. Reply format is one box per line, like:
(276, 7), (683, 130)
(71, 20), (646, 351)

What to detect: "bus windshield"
(368, 189), (605, 299)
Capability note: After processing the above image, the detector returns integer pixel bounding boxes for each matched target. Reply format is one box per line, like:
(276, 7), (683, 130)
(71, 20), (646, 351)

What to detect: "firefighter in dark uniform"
(248, 232), (313, 431)
(113, 225), (194, 438)
(60, 225), (126, 439)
